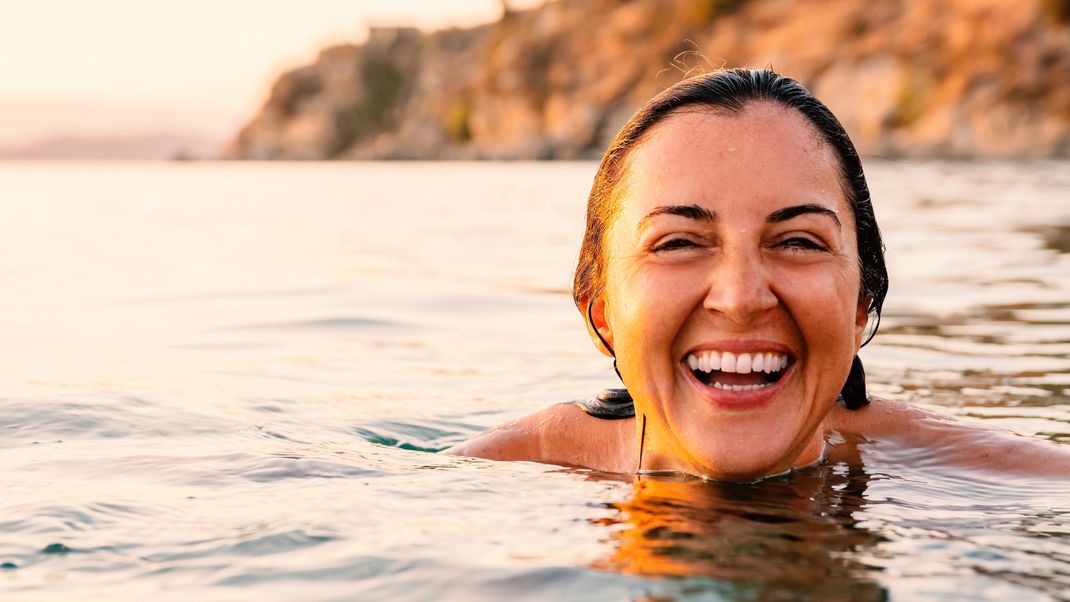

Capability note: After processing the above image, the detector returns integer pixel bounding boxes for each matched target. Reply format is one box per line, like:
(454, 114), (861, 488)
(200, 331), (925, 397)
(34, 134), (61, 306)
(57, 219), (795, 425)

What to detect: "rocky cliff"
(229, 0), (1070, 160)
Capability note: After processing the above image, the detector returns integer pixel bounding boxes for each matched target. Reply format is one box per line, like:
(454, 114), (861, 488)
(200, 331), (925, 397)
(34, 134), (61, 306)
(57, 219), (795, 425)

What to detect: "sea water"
(1, 160), (1067, 600)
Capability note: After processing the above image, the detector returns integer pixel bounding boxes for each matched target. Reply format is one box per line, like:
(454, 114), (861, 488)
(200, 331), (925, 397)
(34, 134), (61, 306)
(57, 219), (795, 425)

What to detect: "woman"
(447, 68), (1070, 482)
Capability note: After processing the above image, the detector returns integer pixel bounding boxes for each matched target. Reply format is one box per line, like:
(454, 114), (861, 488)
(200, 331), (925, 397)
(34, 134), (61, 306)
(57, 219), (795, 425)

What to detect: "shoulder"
(828, 396), (953, 437)
(444, 403), (636, 473)
(829, 397), (1070, 477)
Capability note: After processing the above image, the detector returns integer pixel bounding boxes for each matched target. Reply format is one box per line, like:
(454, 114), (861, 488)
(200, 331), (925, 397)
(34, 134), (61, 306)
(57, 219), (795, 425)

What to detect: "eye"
(652, 237), (699, 252)
(777, 236), (828, 252)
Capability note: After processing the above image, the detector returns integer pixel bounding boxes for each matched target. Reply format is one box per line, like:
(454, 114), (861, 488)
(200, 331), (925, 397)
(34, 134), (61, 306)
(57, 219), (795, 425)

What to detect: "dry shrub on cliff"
(231, 0), (1070, 160)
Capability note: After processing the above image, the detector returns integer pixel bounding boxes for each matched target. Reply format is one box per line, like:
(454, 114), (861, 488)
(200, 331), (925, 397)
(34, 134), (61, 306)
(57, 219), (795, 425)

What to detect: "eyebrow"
(767, 204), (841, 226)
(638, 204), (715, 230)
(638, 202), (841, 230)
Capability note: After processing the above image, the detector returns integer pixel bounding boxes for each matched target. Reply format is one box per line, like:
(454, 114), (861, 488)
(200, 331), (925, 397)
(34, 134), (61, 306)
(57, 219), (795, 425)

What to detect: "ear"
(584, 297), (615, 358)
(854, 294), (871, 349)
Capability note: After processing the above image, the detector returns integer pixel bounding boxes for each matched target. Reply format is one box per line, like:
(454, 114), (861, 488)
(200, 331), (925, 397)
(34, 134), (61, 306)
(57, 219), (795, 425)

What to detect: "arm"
(444, 403), (636, 472)
(834, 397), (1070, 478)
(442, 410), (550, 461)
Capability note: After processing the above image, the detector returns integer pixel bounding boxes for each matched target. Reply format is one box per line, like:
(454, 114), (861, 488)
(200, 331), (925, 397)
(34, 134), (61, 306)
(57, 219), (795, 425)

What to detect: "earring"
(840, 355), (870, 410)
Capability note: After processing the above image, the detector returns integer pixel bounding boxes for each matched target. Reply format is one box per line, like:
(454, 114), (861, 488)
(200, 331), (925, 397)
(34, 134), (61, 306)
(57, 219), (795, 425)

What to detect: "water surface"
(1, 161), (1068, 600)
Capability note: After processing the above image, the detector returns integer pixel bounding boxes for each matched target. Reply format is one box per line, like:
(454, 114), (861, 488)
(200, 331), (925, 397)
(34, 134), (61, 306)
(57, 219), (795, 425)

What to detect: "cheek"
(608, 265), (704, 355)
(774, 264), (861, 339)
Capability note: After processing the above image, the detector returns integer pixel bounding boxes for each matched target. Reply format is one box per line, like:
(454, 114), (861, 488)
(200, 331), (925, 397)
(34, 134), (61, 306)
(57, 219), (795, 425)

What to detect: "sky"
(0, 0), (541, 149)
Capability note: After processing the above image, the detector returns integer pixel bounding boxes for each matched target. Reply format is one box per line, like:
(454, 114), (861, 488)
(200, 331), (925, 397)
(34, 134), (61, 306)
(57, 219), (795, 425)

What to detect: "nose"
(702, 246), (778, 325)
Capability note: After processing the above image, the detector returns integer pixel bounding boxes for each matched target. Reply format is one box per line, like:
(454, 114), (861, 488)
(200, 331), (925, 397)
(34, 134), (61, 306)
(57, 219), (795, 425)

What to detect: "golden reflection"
(593, 438), (886, 597)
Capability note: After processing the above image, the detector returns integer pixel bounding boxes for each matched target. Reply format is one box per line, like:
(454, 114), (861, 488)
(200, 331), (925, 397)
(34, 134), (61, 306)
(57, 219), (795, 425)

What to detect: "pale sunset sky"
(0, 0), (541, 150)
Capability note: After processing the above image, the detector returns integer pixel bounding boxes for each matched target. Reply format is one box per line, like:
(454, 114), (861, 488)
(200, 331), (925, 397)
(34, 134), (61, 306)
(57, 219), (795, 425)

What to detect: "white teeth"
(685, 350), (791, 375)
(712, 382), (771, 391)
(736, 353), (752, 374)
(764, 352), (779, 373)
(721, 352), (737, 372)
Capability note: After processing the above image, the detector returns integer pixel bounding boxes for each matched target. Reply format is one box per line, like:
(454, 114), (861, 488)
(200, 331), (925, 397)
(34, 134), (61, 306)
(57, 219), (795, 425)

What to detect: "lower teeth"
(712, 382), (769, 392)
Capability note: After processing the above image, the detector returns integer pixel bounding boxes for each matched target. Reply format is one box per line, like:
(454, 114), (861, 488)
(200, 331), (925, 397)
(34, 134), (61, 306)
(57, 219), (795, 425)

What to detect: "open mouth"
(685, 350), (792, 392)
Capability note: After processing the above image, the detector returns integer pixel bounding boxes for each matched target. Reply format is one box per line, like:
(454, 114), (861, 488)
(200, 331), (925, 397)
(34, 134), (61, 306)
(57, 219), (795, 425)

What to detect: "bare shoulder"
(828, 396), (954, 437)
(443, 403), (636, 473)
(829, 397), (1070, 477)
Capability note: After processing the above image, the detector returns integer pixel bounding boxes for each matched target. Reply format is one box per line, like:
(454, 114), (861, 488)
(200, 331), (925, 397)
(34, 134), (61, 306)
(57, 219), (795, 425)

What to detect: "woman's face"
(594, 102), (869, 481)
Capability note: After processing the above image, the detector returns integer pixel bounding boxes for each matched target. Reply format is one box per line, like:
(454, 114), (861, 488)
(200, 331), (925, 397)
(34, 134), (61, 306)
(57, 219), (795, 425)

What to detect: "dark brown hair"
(572, 68), (888, 331)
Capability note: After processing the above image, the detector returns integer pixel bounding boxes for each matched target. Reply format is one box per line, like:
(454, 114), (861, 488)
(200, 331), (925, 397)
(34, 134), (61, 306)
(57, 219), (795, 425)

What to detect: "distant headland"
(229, 0), (1070, 160)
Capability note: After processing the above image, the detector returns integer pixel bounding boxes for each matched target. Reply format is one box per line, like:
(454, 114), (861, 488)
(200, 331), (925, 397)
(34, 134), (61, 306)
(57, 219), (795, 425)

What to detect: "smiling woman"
(446, 68), (1070, 482)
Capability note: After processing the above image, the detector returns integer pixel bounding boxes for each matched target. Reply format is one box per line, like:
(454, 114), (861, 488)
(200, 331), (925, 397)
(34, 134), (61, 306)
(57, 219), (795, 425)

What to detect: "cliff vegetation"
(230, 0), (1070, 160)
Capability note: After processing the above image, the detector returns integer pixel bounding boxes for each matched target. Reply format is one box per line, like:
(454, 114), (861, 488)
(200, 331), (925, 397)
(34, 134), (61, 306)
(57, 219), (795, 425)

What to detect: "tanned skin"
(446, 398), (1070, 478)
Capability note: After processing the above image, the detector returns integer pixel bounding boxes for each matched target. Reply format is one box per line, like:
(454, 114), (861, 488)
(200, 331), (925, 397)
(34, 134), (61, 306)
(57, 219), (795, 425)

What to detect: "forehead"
(617, 102), (848, 221)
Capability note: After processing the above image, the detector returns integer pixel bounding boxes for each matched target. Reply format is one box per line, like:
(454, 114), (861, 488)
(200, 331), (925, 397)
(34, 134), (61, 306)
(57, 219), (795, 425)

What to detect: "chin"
(664, 400), (821, 482)
(664, 362), (830, 481)
(686, 441), (803, 482)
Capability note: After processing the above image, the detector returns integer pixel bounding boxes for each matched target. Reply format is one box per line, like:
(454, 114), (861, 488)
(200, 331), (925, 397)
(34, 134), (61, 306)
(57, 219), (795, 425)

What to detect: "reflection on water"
(0, 160), (1067, 600)
(596, 447), (884, 599)
(1029, 223), (1070, 254)
(589, 436), (1070, 600)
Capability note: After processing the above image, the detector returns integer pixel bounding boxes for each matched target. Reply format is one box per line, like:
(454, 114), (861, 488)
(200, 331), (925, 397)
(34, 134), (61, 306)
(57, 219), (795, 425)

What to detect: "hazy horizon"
(0, 0), (542, 158)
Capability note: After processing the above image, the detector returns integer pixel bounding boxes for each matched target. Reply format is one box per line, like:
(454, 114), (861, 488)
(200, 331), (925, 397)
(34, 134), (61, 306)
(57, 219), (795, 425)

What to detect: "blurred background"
(3, 0), (1069, 161)
(0, 0), (540, 160)
(3, 2), (1070, 599)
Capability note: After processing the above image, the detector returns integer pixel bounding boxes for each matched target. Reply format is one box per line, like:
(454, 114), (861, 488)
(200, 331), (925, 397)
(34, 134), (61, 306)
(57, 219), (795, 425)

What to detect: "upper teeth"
(686, 350), (789, 374)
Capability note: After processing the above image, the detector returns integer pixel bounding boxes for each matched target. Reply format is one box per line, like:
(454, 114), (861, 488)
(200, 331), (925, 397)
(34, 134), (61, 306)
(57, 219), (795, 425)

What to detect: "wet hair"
(572, 68), (888, 330)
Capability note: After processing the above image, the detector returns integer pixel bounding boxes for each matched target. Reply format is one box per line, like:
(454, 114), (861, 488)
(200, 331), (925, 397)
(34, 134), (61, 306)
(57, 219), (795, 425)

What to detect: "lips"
(684, 349), (793, 392)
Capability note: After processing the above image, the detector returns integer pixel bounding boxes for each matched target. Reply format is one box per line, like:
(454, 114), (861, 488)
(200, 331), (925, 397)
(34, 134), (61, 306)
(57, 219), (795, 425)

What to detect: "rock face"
(229, 0), (1070, 160)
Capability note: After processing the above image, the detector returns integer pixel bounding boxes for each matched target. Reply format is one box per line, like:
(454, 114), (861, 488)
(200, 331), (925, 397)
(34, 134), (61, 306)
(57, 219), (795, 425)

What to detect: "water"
(1, 160), (1068, 600)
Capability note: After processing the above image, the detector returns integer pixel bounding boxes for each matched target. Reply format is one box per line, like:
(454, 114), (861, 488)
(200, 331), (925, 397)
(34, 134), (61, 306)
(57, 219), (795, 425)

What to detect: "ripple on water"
(215, 316), (407, 332)
(140, 529), (336, 564)
(349, 419), (475, 452)
(2, 161), (1068, 600)
(0, 397), (226, 446)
